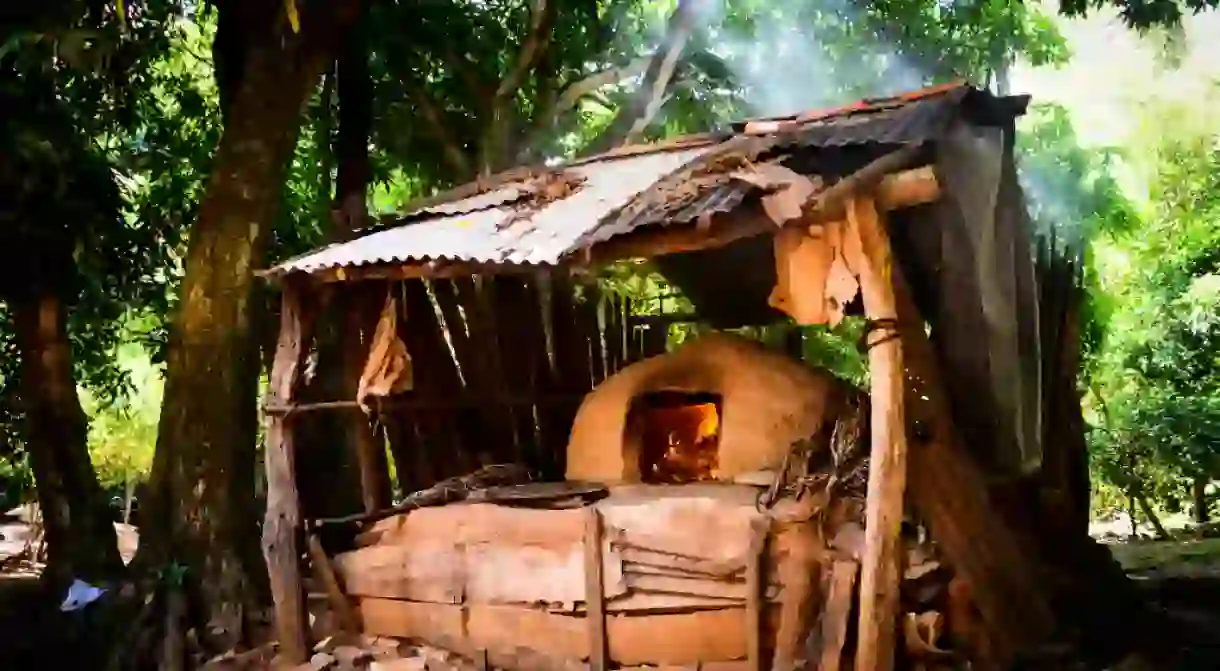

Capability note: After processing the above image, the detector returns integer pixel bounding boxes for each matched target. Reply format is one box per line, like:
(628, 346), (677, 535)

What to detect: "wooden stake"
(772, 521), (821, 671)
(306, 532), (360, 634)
(745, 517), (768, 671)
(584, 507), (609, 671)
(819, 560), (860, 671)
(262, 284), (313, 663)
(848, 195), (908, 671)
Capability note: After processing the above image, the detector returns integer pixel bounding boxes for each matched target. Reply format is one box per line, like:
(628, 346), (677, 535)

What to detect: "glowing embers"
(631, 391), (722, 484)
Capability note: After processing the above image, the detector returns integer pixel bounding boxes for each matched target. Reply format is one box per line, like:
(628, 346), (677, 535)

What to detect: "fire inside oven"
(632, 391), (722, 484)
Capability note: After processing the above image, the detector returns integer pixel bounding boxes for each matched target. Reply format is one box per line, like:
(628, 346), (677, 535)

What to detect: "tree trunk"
(333, 21), (391, 513)
(1193, 475), (1209, 524)
(138, 30), (333, 645)
(1128, 489), (1138, 538)
(1136, 491), (1170, 540)
(12, 292), (123, 588)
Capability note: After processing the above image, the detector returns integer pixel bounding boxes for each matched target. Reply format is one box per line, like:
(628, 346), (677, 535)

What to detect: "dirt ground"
(3, 516), (1220, 669)
(0, 510), (138, 668)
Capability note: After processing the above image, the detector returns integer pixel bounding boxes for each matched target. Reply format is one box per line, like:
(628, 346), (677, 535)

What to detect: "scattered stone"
(333, 644), (373, 667)
(309, 651), (337, 670)
(370, 657), (428, 671)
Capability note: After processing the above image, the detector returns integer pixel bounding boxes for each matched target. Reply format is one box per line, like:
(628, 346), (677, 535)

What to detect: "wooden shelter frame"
(260, 147), (1059, 670)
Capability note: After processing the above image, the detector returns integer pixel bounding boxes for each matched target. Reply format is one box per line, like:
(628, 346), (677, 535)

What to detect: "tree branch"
(513, 57), (651, 165)
(581, 0), (699, 156)
(403, 76), (472, 179)
(482, 0), (556, 173)
(494, 0), (555, 107)
(554, 58), (650, 118)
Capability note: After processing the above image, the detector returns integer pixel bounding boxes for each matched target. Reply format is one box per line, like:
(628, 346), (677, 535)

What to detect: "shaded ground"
(1103, 534), (1220, 668)
(0, 509), (138, 668)
(1109, 537), (1220, 577)
(4, 513), (1220, 668)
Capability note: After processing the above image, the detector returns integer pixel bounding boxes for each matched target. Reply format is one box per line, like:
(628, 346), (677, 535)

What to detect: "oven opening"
(631, 391), (722, 484)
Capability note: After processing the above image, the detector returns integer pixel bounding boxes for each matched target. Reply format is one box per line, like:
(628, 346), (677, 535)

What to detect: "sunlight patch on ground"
(1109, 538), (1220, 574)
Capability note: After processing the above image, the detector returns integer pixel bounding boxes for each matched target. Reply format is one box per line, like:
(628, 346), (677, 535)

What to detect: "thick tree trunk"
(1193, 475), (1209, 524)
(12, 292), (123, 588)
(138, 31), (332, 645)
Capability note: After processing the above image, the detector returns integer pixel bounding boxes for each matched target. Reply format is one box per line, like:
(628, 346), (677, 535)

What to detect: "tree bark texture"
(139, 10), (350, 644)
(293, 21), (390, 522)
(12, 293), (124, 588)
(1193, 475), (1209, 524)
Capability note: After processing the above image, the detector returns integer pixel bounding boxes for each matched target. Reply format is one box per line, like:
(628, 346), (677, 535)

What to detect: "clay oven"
(567, 332), (854, 485)
(258, 85), (1084, 671)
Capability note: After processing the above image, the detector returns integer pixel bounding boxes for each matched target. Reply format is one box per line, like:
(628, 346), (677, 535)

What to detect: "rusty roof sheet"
(267, 84), (1026, 280)
(267, 146), (718, 276)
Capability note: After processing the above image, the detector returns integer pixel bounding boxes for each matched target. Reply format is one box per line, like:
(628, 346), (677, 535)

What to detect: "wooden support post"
(772, 520), (821, 671)
(848, 195), (908, 671)
(745, 518), (768, 671)
(346, 296), (392, 514)
(262, 283), (313, 663)
(818, 560), (860, 671)
(353, 422), (389, 514)
(584, 507), (609, 671)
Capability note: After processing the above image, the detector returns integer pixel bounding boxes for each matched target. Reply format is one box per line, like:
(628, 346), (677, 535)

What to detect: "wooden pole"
(848, 195), (908, 671)
(744, 518), (768, 671)
(819, 560), (860, 671)
(583, 507), (609, 671)
(262, 283), (313, 663)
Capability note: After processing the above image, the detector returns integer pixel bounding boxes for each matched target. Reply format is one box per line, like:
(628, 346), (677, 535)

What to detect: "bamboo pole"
(848, 195), (908, 671)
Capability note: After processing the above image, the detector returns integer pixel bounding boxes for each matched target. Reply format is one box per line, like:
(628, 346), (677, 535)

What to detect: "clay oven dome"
(566, 332), (850, 485)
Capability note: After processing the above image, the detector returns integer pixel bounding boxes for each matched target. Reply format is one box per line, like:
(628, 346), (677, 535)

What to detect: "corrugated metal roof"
(406, 183), (532, 217)
(267, 84), (1026, 280)
(267, 146), (716, 276)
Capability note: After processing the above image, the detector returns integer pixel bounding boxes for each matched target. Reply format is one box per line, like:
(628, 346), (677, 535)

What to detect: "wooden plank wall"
(380, 270), (658, 491)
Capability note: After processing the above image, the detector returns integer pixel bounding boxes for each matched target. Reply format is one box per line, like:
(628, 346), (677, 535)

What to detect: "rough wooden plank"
(848, 195), (908, 671)
(358, 599), (752, 666)
(435, 278), (516, 471)
(358, 598), (469, 654)
(585, 508), (609, 671)
(335, 504), (628, 604)
(818, 561), (860, 671)
(618, 546), (745, 578)
(549, 271), (594, 392)
(745, 518), (767, 671)
(772, 520), (822, 671)
(262, 283), (313, 663)
(598, 491), (762, 568)
(345, 287), (393, 513)
(400, 278), (471, 482)
(624, 573), (751, 601)
(306, 532), (360, 633)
